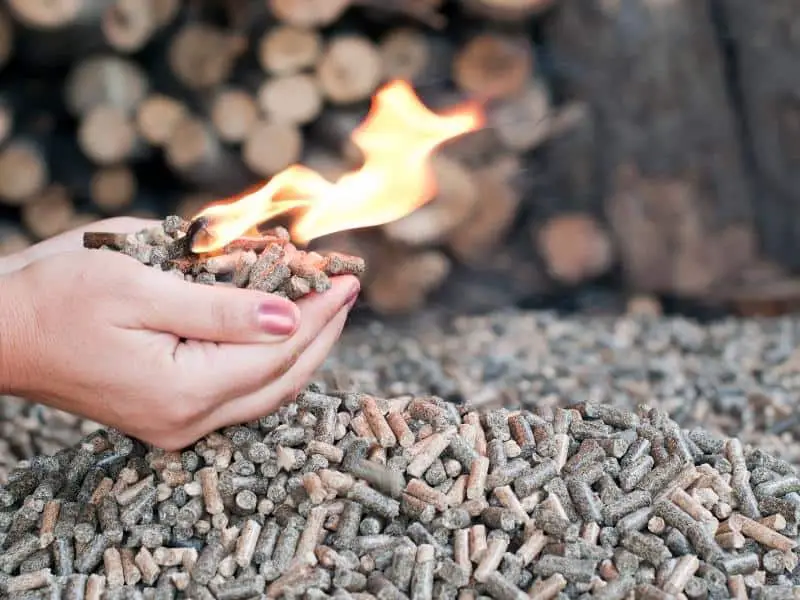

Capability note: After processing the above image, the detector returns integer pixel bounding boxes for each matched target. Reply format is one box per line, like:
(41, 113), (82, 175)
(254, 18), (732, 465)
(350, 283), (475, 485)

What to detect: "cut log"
(716, 0), (800, 269)
(316, 35), (383, 105)
(268, 0), (350, 28)
(446, 155), (521, 265)
(534, 213), (614, 286)
(257, 24), (322, 75)
(378, 28), (453, 88)
(257, 73), (323, 126)
(77, 105), (143, 166)
(382, 155), (478, 246)
(309, 107), (365, 165)
(458, 0), (555, 21)
(6, 0), (106, 30)
(151, 0), (180, 28)
(20, 184), (75, 240)
(167, 23), (247, 90)
(100, 0), (158, 54)
(64, 55), (149, 117)
(164, 115), (252, 193)
(241, 120), (303, 177)
(0, 8), (14, 71)
(89, 165), (137, 214)
(0, 138), (49, 206)
(135, 94), (188, 147)
(453, 32), (533, 101)
(210, 87), (259, 144)
(354, 0), (447, 29)
(488, 80), (553, 152)
(176, 192), (218, 221)
(0, 97), (15, 149)
(545, 0), (755, 296)
(365, 246), (452, 315)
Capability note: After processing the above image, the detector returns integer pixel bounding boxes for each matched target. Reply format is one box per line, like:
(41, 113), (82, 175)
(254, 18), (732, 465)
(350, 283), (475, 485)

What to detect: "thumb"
(135, 268), (300, 343)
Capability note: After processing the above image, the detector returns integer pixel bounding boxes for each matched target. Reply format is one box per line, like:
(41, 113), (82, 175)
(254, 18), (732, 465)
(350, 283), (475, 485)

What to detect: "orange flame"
(191, 80), (484, 253)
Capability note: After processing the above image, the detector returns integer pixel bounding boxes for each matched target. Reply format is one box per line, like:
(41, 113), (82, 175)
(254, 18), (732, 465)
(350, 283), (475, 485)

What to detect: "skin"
(0, 217), (359, 450)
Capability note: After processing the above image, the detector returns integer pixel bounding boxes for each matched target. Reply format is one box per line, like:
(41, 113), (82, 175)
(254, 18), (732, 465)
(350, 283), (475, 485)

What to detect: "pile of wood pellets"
(1, 386), (799, 599)
(81, 216), (366, 299)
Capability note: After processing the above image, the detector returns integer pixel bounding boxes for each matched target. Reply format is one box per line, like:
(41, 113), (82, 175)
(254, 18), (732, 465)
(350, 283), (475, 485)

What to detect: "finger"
(133, 266), (311, 343)
(178, 276), (359, 398)
(194, 305), (350, 434)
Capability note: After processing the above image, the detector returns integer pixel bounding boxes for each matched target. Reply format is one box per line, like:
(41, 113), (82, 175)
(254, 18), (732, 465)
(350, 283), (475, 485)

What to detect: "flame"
(191, 80), (484, 253)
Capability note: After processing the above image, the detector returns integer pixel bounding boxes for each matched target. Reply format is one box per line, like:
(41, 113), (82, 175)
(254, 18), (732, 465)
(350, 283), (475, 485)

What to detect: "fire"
(190, 80), (484, 253)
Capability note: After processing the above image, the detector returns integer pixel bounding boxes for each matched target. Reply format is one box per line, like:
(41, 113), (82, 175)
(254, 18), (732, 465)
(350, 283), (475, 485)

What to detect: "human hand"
(0, 249), (359, 450)
(0, 217), (159, 275)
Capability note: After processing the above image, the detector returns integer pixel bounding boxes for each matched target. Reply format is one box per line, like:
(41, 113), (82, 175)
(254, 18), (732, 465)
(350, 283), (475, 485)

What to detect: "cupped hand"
(1, 248), (359, 450)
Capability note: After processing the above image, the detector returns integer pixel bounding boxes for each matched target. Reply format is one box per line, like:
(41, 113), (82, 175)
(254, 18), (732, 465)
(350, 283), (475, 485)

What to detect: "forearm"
(0, 269), (34, 394)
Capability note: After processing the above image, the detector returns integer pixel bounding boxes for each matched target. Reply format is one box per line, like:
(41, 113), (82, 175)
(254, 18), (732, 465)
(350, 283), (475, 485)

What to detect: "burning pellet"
(473, 531), (509, 582)
(466, 456), (489, 500)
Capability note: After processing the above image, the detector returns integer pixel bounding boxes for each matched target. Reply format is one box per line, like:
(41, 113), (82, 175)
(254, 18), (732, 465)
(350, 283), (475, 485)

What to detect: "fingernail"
(258, 300), (297, 335)
(344, 285), (360, 309)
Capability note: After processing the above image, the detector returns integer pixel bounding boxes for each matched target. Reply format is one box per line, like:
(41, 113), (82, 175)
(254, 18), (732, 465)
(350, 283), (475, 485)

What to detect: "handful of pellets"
(2, 388), (800, 599)
(82, 216), (366, 300)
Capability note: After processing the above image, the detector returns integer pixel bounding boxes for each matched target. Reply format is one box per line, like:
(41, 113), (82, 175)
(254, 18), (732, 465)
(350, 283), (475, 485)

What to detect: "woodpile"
(0, 0), (797, 315)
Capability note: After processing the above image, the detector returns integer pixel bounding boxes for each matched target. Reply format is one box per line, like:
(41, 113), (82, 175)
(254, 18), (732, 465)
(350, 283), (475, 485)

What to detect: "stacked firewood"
(0, 0), (796, 315)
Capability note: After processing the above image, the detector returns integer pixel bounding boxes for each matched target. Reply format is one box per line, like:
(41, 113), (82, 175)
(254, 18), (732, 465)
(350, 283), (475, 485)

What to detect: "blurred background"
(0, 0), (797, 320)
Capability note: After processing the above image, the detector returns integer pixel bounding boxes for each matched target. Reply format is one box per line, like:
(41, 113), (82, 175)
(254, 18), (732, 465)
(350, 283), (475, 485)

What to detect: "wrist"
(0, 269), (35, 395)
